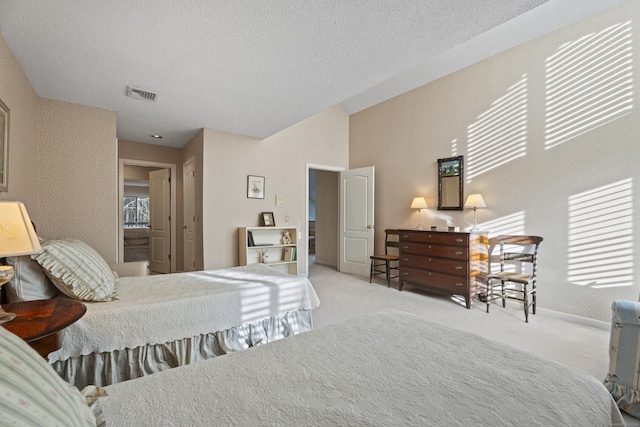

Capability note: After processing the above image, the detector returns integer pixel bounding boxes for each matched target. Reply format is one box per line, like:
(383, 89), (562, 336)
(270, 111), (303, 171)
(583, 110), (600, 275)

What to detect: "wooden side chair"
(369, 229), (399, 288)
(485, 235), (543, 322)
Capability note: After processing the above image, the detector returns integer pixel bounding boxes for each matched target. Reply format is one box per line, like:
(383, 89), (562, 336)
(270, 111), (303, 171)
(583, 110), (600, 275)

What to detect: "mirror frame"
(437, 155), (464, 210)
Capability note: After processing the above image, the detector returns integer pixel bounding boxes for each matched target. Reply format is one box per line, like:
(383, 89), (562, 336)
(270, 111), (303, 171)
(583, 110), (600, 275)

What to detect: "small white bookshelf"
(238, 226), (298, 275)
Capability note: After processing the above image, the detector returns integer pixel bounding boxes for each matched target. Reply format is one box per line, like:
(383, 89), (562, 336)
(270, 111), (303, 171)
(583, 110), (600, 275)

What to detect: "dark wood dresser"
(398, 230), (488, 308)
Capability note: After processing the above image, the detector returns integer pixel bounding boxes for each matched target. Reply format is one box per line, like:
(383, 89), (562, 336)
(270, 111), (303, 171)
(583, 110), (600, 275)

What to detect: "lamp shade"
(410, 197), (428, 209)
(464, 194), (486, 209)
(0, 202), (41, 256)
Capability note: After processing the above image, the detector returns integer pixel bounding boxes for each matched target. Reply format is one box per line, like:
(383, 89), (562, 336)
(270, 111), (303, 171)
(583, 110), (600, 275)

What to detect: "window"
(123, 196), (149, 227)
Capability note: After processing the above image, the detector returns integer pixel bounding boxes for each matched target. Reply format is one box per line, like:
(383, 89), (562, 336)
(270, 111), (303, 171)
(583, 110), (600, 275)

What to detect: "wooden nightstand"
(1, 299), (86, 357)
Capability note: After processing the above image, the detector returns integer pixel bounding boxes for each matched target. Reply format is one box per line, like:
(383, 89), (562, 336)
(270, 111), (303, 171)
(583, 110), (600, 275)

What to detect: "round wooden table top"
(1, 298), (86, 343)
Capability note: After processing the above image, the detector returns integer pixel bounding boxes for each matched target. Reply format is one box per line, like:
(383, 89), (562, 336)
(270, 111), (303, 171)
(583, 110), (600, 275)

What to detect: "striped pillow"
(32, 239), (118, 302)
(0, 325), (96, 426)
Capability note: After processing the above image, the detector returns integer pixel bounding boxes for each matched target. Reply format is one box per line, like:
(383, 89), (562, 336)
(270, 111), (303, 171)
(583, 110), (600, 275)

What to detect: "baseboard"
(538, 307), (609, 330)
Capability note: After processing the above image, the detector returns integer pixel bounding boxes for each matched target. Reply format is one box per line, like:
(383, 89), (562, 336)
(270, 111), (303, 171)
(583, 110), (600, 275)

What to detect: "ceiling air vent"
(126, 85), (158, 102)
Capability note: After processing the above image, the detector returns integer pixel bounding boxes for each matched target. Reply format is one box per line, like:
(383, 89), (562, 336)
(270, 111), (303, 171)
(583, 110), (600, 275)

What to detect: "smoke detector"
(126, 85), (158, 102)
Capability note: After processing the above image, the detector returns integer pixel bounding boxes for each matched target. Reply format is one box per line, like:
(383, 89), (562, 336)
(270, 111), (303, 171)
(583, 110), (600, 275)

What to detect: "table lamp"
(464, 194), (486, 231)
(410, 197), (428, 230)
(0, 201), (42, 323)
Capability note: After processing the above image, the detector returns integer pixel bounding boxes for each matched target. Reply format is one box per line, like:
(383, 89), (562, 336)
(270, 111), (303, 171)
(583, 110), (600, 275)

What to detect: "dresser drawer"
(400, 242), (468, 259)
(399, 231), (468, 246)
(400, 267), (468, 292)
(400, 254), (468, 276)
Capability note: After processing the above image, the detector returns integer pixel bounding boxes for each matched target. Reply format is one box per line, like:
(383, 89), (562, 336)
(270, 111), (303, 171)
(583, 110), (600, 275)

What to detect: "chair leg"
(501, 281), (506, 308)
(386, 261), (391, 287)
(523, 283), (529, 323)
(369, 260), (374, 283)
(486, 279), (491, 313)
(532, 281), (537, 315)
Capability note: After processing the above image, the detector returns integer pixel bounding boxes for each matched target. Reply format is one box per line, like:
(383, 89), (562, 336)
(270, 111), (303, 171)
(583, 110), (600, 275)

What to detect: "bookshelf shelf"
(238, 226), (298, 275)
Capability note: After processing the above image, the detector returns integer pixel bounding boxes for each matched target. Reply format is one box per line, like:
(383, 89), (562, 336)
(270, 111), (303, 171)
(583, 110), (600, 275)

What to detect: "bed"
(48, 263), (320, 389)
(6, 237), (320, 390)
(1, 310), (623, 426)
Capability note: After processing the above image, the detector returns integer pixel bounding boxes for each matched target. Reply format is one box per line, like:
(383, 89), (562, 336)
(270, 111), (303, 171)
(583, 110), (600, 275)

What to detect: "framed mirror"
(438, 156), (463, 210)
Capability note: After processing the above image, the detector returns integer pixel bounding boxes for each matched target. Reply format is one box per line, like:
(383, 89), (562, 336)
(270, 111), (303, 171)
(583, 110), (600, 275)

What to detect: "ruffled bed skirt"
(604, 373), (640, 419)
(51, 309), (313, 389)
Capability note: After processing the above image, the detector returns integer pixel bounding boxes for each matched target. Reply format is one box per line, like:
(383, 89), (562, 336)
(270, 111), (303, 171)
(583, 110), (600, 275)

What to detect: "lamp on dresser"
(410, 197), (428, 230)
(0, 201), (42, 323)
(464, 194), (486, 231)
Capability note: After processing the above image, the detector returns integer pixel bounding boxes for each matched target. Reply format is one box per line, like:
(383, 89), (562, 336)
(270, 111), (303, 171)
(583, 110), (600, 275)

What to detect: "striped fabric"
(32, 239), (118, 302)
(0, 325), (96, 426)
(604, 300), (640, 419)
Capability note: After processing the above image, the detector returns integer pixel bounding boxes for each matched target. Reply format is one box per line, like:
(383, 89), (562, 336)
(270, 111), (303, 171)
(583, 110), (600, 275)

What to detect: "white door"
(339, 166), (375, 276)
(148, 169), (171, 273)
(183, 157), (197, 272)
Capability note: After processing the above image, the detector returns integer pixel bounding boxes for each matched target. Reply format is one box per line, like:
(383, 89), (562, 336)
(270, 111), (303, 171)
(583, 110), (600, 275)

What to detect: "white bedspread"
(98, 311), (624, 427)
(48, 264), (319, 363)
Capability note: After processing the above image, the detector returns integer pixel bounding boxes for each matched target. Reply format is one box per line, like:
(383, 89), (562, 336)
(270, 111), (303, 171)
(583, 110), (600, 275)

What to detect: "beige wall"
(0, 35), (39, 219)
(1, 33), (118, 262)
(201, 105), (349, 273)
(38, 99), (118, 261)
(350, 1), (639, 321)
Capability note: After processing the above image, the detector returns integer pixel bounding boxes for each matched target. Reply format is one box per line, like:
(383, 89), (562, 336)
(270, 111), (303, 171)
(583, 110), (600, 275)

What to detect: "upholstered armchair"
(605, 300), (640, 419)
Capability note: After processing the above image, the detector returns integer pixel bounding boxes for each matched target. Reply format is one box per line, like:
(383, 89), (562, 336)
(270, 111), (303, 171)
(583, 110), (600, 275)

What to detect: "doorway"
(118, 158), (177, 272)
(306, 164), (341, 276)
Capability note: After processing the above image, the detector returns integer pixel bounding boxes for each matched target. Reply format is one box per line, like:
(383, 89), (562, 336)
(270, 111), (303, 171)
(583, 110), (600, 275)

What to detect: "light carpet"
(307, 262), (638, 426)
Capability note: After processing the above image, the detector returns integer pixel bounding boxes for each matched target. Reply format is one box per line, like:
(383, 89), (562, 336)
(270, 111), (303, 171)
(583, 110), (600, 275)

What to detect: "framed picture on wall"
(0, 97), (9, 192)
(247, 175), (265, 199)
(261, 212), (275, 226)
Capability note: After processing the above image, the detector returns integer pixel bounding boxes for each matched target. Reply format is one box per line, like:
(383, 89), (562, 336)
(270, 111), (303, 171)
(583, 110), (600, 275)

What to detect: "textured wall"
(38, 99), (117, 262)
(350, 1), (639, 321)
(0, 34), (39, 218)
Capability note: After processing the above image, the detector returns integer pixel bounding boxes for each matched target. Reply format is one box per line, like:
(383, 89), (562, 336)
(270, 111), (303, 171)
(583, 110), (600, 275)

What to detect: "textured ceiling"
(0, 1), (622, 147)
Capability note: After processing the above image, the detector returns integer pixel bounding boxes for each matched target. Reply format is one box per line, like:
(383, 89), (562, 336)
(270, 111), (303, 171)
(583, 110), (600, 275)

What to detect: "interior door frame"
(305, 163), (345, 277)
(118, 158), (177, 272)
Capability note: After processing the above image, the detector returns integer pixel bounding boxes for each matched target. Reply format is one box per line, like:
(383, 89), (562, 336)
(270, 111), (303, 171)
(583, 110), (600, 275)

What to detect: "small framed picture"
(261, 212), (275, 226)
(247, 175), (265, 199)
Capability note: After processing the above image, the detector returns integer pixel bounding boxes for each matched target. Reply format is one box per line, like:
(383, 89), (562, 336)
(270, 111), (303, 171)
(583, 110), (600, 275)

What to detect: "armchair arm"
(611, 300), (640, 325)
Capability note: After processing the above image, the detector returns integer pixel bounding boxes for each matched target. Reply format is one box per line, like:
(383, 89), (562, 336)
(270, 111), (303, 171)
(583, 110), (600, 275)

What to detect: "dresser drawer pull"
(455, 251), (463, 256)
(402, 258), (409, 262)
(428, 245), (432, 249)
(402, 234), (409, 238)
(455, 266), (463, 270)
(455, 238), (463, 243)
(454, 282), (463, 287)
(428, 258), (432, 262)
(403, 272), (410, 276)
(428, 234), (432, 239)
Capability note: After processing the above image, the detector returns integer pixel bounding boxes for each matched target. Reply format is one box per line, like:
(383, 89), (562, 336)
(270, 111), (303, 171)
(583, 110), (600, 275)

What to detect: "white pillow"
(4, 255), (58, 303)
(32, 239), (118, 302)
(0, 325), (97, 426)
